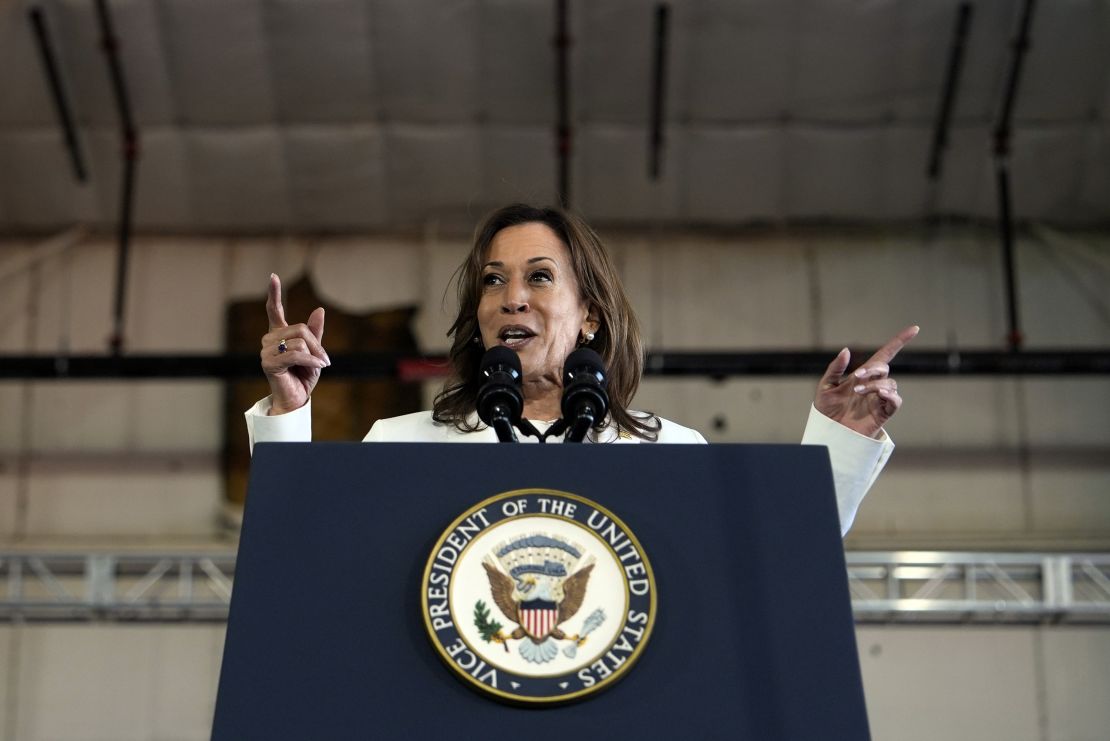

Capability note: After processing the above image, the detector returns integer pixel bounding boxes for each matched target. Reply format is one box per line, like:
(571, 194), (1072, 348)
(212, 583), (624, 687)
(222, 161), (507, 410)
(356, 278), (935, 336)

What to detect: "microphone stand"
(566, 408), (596, 443)
(489, 409), (545, 443)
(489, 403), (518, 442)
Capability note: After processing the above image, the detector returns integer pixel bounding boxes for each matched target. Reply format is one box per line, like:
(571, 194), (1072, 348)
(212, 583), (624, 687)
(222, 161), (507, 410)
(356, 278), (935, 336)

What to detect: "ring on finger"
(278, 339), (288, 354)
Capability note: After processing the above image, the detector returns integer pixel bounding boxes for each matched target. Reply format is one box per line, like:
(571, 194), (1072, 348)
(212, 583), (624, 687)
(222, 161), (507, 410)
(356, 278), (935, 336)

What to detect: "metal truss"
(847, 552), (1110, 624)
(2, 550), (1108, 623)
(0, 552), (233, 622)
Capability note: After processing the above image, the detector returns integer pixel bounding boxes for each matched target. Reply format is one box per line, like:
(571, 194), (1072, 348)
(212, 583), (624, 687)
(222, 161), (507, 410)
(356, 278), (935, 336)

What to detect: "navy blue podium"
(213, 442), (869, 739)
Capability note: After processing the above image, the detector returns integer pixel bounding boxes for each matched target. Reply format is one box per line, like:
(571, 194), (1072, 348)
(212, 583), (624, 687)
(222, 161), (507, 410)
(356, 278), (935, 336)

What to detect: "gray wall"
(1, 224), (1108, 739)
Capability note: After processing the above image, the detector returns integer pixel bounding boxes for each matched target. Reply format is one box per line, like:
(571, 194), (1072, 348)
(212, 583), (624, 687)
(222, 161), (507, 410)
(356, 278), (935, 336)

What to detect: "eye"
(529, 269), (553, 283)
(482, 273), (504, 287)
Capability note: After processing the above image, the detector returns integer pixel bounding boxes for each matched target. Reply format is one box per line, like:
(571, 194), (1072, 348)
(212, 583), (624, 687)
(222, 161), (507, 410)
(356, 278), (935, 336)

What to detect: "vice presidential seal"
(422, 489), (656, 704)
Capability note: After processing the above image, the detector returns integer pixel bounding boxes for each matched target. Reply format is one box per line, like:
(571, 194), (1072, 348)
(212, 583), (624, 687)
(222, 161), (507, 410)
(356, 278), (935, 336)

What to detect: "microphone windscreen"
(563, 347), (606, 387)
(480, 345), (522, 377)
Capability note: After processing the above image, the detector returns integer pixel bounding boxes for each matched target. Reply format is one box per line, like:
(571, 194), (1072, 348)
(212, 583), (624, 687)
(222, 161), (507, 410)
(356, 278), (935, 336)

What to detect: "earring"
(580, 331), (595, 345)
(472, 335), (481, 344)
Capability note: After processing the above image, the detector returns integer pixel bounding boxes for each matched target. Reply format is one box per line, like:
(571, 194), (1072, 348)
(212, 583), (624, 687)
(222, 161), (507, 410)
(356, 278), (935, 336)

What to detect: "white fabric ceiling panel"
(934, 125), (996, 219)
(888, 1), (970, 122)
(284, 125), (387, 228)
(81, 128), (124, 222)
(49, 0), (176, 126)
(814, 235), (958, 349)
(43, 0), (124, 125)
(479, 0), (554, 125)
(1010, 126), (1089, 221)
(685, 1), (793, 122)
(124, 238), (227, 352)
(576, 0), (663, 124)
(1077, 125), (1110, 219)
(785, 128), (883, 218)
(130, 129), (194, 227)
(684, 127), (783, 222)
(481, 126), (558, 208)
(876, 126), (931, 219)
(374, 0), (480, 123)
(160, 0), (276, 125)
(1013, 0), (1110, 122)
(384, 124), (483, 223)
(657, 236), (811, 349)
(944, 0), (1016, 122)
(1019, 236), (1110, 349)
(185, 128), (290, 228)
(0, 129), (100, 227)
(1, 0), (1107, 231)
(31, 238), (115, 353)
(267, 0), (377, 123)
(312, 237), (422, 313)
(0, 241), (32, 352)
(575, 124), (682, 222)
(790, 0), (899, 123)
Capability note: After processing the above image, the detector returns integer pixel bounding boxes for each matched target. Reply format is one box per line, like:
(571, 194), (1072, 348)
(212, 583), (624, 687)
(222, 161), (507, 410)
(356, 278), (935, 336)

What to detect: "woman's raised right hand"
(260, 273), (330, 415)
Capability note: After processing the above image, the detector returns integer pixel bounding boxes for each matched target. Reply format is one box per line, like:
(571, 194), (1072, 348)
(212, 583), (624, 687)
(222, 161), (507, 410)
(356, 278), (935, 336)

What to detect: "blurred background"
(1, 0), (1108, 738)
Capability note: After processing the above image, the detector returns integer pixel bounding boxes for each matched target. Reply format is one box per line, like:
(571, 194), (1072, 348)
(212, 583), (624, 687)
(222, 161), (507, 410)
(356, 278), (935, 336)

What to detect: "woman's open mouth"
(498, 326), (537, 350)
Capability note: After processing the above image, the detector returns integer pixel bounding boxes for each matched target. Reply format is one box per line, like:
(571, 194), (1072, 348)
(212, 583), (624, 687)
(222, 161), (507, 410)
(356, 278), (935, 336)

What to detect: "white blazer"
(245, 399), (893, 536)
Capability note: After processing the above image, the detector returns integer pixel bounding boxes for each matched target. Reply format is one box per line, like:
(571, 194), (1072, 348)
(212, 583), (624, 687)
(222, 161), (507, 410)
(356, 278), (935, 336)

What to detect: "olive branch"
(473, 600), (509, 651)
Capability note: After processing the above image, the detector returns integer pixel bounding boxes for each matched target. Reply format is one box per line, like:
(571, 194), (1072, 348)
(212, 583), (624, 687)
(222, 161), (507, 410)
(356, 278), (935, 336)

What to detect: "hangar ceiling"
(0, 0), (1107, 232)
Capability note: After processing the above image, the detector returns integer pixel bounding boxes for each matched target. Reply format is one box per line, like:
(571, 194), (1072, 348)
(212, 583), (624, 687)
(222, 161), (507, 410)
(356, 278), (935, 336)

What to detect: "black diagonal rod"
(28, 6), (87, 182)
(993, 0), (1036, 352)
(93, 0), (140, 356)
(648, 3), (670, 180)
(926, 2), (973, 181)
(554, 0), (572, 207)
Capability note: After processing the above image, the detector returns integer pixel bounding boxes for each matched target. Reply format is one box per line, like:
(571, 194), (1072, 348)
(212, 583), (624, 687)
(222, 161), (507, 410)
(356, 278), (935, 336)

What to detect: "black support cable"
(28, 6), (87, 182)
(648, 4), (670, 180)
(992, 0), (1037, 352)
(0, 350), (1108, 380)
(93, 0), (140, 356)
(554, 0), (572, 207)
(926, 2), (973, 181)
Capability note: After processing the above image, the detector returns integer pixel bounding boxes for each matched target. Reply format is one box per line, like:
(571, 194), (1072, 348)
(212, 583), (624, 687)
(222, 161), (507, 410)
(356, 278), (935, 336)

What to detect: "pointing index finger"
(266, 273), (287, 329)
(866, 324), (920, 366)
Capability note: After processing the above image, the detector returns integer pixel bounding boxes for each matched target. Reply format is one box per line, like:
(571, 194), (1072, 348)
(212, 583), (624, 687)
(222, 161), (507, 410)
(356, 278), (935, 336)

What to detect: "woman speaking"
(245, 203), (917, 535)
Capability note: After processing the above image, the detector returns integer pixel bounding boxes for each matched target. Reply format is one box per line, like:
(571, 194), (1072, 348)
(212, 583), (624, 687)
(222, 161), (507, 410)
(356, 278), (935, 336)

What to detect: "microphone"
(476, 346), (540, 442)
(560, 348), (609, 443)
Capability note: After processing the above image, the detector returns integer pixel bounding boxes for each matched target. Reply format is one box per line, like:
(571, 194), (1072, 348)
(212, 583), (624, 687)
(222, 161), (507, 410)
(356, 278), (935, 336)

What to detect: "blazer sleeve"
(801, 404), (894, 536)
(244, 396), (312, 453)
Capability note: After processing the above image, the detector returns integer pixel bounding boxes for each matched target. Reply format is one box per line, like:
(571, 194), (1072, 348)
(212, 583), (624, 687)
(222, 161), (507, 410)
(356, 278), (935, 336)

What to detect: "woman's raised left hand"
(814, 325), (919, 438)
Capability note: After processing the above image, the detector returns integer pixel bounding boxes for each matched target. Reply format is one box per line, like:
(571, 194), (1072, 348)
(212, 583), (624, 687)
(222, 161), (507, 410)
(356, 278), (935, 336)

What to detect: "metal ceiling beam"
(28, 5), (87, 183)
(648, 3), (670, 181)
(926, 2), (973, 183)
(992, 0), (1038, 352)
(554, 0), (572, 207)
(0, 349), (1107, 380)
(94, 0), (140, 356)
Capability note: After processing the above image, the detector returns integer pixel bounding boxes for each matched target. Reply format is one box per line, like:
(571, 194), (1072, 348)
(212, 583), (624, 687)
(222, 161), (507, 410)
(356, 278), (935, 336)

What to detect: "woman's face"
(477, 222), (595, 383)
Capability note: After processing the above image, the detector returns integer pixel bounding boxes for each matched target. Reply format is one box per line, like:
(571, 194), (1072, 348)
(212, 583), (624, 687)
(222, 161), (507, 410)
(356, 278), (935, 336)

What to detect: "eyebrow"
(482, 257), (556, 269)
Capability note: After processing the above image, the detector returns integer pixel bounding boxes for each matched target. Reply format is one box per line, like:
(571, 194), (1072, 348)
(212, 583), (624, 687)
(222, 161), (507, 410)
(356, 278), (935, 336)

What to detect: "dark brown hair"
(432, 203), (660, 441)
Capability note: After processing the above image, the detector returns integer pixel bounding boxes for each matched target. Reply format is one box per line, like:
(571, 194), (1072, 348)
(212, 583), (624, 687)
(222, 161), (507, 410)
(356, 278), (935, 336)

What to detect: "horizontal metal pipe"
(0, 350), (1108, 380)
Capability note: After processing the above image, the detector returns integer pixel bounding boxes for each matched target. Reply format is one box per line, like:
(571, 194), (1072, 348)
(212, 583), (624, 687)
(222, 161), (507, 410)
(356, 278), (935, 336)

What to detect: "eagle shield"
(481, 534), (596, 662)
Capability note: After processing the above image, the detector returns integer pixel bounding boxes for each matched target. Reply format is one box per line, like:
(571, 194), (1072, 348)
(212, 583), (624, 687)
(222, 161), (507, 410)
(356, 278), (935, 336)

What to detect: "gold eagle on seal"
(478, 534), (606, 664)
